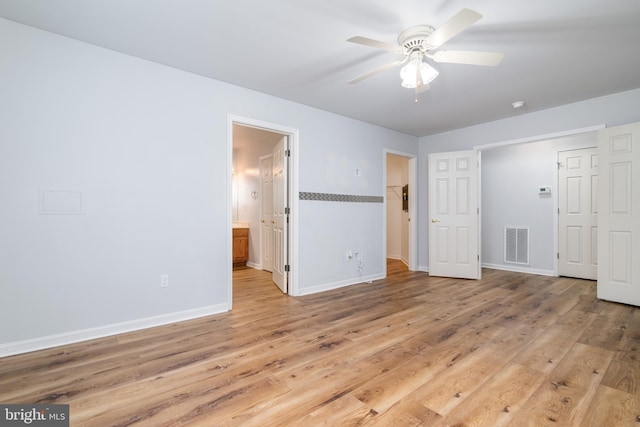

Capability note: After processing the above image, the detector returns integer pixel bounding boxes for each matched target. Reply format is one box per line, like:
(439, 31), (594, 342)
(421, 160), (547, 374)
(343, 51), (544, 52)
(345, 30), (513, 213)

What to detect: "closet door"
(597, 122), (640, 306)
(558, 147), (598, 280)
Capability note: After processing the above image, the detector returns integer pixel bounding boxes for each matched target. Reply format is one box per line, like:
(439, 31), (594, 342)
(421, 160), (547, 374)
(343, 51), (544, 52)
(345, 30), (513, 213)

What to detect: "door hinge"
(477, 254), (480, 261)
(285, 207), (290, 215)
(557, 252), (560, 259)
(284, 264), (290, 272)
(477, 207), (480, 214)
(285, 149), (291, 157)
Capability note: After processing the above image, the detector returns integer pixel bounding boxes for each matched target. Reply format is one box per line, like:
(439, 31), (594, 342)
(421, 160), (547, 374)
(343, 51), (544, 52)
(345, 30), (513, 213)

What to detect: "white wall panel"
(456, 177), (470, 215)
(456, 227), (470, 264)
(609, 231), (631, 285)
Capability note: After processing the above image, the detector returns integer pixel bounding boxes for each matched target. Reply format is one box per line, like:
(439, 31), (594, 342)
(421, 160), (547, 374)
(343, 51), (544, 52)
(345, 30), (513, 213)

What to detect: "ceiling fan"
(347, 8), (503, 93)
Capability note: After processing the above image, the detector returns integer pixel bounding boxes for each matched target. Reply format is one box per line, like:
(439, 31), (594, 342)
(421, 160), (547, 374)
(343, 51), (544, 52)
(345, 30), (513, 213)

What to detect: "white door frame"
(228, 115), (299, 307)
(383, 149), (418, 275)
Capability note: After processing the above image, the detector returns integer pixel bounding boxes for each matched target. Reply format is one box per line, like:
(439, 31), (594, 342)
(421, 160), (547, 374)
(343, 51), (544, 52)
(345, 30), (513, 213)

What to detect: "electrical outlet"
(160, 274), (169, 288)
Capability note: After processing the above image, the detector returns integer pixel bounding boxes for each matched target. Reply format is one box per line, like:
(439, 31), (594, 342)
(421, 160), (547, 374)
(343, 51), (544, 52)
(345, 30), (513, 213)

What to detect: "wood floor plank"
(350, 312), (509, 415)
(578, 302), (635, 349)
(512, 308), (597, 374)
(602, 351), (640, 396)
(363, 399), (441, 426)
(290, 394), (370, 427)
(507, 342), (614, 426)
(581, 385), (640, 427)
(412, 321), (541, 416)
(1, 260), (639, 426)
(433, 362), (547, 427)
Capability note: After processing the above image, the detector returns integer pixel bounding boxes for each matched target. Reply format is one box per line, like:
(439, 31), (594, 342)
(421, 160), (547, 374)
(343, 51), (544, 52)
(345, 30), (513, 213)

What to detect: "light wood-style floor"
(2, 260), (640, 426)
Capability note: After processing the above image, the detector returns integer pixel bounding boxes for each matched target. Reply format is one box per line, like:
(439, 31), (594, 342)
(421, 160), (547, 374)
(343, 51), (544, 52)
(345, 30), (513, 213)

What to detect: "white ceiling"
(2, 0), (640, 137)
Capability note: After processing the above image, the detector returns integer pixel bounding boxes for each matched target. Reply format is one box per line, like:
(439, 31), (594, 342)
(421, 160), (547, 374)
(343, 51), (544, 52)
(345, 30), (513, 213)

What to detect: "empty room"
(1, 1), (640, 426)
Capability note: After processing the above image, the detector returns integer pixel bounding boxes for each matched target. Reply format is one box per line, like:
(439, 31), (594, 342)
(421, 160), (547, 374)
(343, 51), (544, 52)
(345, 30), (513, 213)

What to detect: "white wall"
(418, 88), (640, 271)
(0, 18), (418, 354)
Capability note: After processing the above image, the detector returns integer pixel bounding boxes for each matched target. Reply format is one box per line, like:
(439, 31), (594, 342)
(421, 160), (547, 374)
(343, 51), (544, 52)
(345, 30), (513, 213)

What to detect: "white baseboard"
(246, 261), (261, 270)
(0, 303), (229, 358)
(482, 263), (555, 277)
(417, 265), (429, 273)
(297, 273), (385, 296)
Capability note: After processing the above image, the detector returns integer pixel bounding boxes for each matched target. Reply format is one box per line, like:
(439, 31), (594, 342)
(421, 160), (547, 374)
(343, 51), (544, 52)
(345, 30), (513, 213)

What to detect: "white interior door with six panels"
(428, 150), (479, 279)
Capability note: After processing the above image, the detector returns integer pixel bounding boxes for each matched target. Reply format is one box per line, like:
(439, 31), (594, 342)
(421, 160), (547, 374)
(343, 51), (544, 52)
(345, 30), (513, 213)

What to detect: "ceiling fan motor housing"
(398, 25), (435, 53)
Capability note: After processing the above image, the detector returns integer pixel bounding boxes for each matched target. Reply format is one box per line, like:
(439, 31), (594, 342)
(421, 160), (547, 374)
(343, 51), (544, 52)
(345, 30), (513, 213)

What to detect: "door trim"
(383, 149), (418, 275)
(227, 115), (300, 308)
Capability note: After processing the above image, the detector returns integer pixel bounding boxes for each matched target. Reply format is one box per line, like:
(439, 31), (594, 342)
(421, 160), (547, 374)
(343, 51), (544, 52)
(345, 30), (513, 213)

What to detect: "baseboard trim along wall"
(0, 303), (229, 358)
(482, 263), (555, 277)
(297, 273), (385, 296)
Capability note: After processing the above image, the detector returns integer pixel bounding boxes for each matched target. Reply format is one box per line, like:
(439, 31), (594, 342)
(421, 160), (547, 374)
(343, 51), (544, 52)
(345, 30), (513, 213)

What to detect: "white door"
(558, 148), (598, 280)
(597, 122), (640, 306)
(428, 150), (479, 279)
(272, 137), (288, 293)
(260, 155), (274, 272)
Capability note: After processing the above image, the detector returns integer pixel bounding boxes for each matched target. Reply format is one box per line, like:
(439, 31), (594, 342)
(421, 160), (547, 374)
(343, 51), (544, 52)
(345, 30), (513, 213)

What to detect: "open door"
(272, 136), (288, 293)
(597, 122), (640, 306)
(385, 153), (412, 269)
(260, 155), (274, 272)
(428, 150), (479, 279)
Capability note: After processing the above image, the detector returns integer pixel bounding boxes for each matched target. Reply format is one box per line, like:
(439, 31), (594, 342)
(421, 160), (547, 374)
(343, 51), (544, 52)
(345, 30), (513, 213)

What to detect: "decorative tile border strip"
(299, 192), (383, 203)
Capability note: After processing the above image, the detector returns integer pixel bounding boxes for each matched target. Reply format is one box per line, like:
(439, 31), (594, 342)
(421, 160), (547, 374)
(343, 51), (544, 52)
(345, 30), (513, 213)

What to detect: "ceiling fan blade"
(347, 36), (403, 54)
(348, 58), (408, 84)
(424, 8), (482, 48)
(431, 50), (504, 66)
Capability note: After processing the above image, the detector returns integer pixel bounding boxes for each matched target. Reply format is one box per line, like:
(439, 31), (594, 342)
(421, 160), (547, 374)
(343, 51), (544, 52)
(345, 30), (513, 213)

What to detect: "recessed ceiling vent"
(505, 226), (529, 265)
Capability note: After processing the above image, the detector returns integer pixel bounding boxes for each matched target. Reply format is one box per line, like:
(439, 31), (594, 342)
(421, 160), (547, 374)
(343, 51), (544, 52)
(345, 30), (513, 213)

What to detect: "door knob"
(431, 218), (440, 223)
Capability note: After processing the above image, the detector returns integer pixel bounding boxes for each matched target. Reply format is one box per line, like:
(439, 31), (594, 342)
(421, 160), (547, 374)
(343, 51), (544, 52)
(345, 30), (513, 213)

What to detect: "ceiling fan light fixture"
(400, 56), (439, 89)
